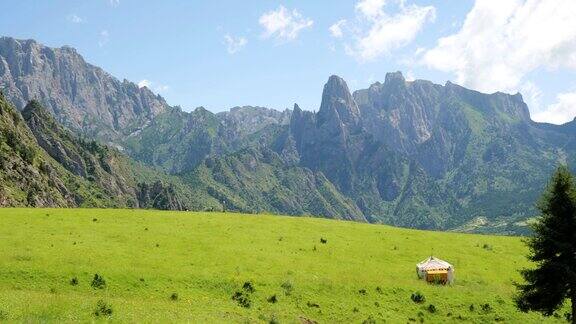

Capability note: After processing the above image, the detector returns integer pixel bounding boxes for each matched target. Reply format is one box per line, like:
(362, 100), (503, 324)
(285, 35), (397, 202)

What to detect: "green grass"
(0, 208), (568, 323)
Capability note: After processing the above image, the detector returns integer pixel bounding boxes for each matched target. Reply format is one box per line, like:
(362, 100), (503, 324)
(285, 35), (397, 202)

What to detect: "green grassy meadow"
(0, 208), (568, 323)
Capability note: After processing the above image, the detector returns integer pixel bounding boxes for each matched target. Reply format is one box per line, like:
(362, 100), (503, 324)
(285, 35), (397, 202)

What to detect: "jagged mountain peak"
(318, 75), (360, 128)
(384, 71), (406, 84)
(0, 36), (169, 142)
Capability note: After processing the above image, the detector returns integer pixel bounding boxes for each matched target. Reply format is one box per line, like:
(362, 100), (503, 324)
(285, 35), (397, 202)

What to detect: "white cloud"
(223, 34), (247, 54)
(518, 82), (576, 124)
(405, 70), (416, 82)
(98, 30), (109, 47)
(520, 81), (542, 114)
(109, 0), (120, 7)
(259, 5), (313, 42)
(67, 14), (84, 24)
(421, 0), (576, 94)
(332, 0), (435, 61)
(356, 0), (386, 20)
(329, 19), (347, 38)
(138, 80), (151, 88)
(138, 79), (169, 93)
(532, 90), (576, 124)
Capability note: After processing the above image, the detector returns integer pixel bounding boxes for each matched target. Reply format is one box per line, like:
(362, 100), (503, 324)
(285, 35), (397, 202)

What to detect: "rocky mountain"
(0, 92), (199, 210)
(165, 72), (570, 232)
(123, 105), (291, 173)
(2, 36), (576, 233)
(0, 36), (168, 141)
(183, 146), (364, 220)
(273, 73), (572, 231)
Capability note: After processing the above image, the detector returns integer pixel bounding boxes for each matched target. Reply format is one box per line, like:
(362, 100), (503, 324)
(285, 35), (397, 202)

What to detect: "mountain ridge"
(2, 36), (576, 234)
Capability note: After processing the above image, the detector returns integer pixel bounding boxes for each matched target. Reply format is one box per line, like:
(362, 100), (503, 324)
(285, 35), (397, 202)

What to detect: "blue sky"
(1, 0), (576, 123)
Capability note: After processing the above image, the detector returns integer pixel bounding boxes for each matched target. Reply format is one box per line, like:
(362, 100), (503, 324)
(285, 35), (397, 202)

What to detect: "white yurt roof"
(417, 256), (452, 270)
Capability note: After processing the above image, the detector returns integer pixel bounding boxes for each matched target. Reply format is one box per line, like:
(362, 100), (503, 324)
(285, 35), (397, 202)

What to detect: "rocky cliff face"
(0, 37), (168, 141)
(274, 73), (573, 230)
(124, 105), (291, 173)
(217, 105), (291, 139)
(0, 95), (195, 210)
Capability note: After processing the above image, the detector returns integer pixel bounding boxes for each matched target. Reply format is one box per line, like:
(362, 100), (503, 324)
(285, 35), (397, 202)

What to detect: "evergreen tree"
(515, 166), (576, 323)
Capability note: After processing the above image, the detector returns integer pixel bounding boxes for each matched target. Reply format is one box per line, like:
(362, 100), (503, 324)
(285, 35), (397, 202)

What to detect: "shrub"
(91, 274), (106, 289)
(375, 286), (383, 294)
(281, 281), (293, 296)
(358, 288), (367, 295)
(362, 316), (376, 324)
(411, 291), (425, 304)
(427, 304), (437, 313)
(170, 292), (178, 301)
(320, 238), (327, 244)
(469, 304), (475, 312)
(481, 303), (492, 312)
(267, 295), (278, 303)
(232, 291), (251, 308)
(0, 309), (7, 320)
(306, 301), (319, 308)
(565, 312), (573, 322)
(93, 299), (113, 317)
(243, 281), (255, 293)
(269, 315), (280, 324)
(353, 307), (359, 313)
(70, 277), (78, 286)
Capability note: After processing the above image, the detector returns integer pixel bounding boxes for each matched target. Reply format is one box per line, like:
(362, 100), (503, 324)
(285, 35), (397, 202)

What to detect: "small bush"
(481, 303), (492, 312)
(358, 288), (367, 295)
(411, 291), (426, 304)
(0, 309), (8, 320)
(482, 244), (493, 251)
(269, 315), (280, 324)
(70, 277), (78, 286)
(93, 299), (113, 317)
(565, 312), (573, 322)
(232, 291), (251, 308)
(353, 307), (359, 313)
(427, 304), (437, 313)
(242, 281), (255, 293)
(362, 316), (376, 324)
(170, 292), (178, 301)
(306, 301), (319, 308)
(375, 286), (383, 294)
(92, 218), (97, 222)
(267, 295), (277, 303)
(91, 274), (106, 289)
(281, 281), (293, 296)
(320, 238), (327, 244)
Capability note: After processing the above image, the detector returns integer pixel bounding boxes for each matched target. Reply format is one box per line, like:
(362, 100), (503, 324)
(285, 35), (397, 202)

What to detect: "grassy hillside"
(0, 208), (568, 323)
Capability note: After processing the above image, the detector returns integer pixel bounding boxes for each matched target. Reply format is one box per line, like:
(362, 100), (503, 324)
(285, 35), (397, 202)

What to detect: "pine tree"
(515, 166), (576, 323)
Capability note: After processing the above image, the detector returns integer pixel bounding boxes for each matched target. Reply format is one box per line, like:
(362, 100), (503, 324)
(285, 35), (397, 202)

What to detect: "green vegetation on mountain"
(4, 36), (576, 233)
(0, 208), (570, 322)
(0, 93), (201, 210)
(183, 146), (364, 220)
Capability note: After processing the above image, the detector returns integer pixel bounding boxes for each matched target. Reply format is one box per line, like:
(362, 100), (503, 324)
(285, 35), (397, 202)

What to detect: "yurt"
(416, 256), (454, 284)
